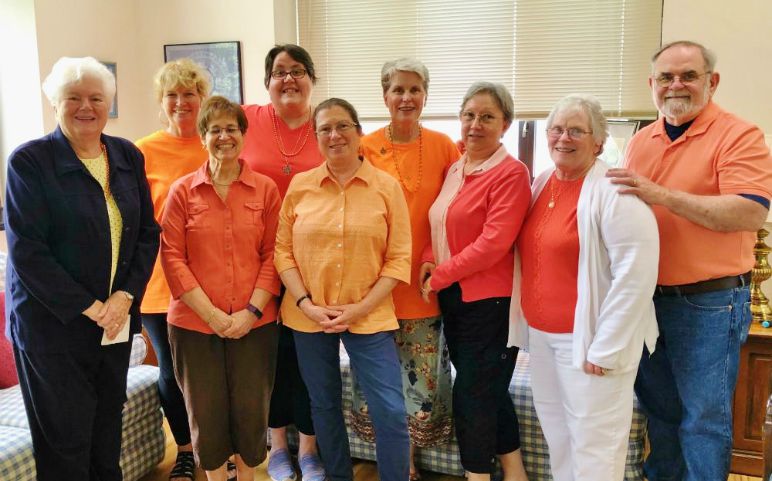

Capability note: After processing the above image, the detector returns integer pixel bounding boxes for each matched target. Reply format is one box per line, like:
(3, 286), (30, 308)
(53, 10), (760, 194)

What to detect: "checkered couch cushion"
(0, 338), (165, 481)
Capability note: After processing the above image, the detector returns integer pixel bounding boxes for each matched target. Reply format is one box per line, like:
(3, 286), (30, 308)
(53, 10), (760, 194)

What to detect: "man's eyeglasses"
(271, 68), (308, 80)
(316, 122), (358, 138)
(653, 71), (711, 87)
(460, 111), (499, 125)
(207, 127), (241, 137)
(546, 127), (592, 140)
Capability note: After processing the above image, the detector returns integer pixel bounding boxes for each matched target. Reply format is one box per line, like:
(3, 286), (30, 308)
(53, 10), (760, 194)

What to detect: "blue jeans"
(293, 330), (409, 481)
(634, 286), (751, 481)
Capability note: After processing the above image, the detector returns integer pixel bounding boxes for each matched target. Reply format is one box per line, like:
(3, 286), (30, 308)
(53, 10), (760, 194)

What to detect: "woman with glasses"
(354, 57), (458, 481)
(275, 98), (412, 481)
(135, 58), (210, 481)
(161, 96), (282, 481)
(240, 44), (325, 481)
(510, 94), (659, 481)
(422, 82), (530, 481)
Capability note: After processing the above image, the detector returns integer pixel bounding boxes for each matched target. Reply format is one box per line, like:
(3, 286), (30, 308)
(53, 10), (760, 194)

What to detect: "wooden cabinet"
(732, 323), (772, 476)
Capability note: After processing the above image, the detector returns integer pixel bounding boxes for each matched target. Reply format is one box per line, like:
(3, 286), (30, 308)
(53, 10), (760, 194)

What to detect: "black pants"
(438, 283), (520, 474)
(13, 341), (132, 481)
(142, 313), (192, 445)
(268, 323), (315, 435)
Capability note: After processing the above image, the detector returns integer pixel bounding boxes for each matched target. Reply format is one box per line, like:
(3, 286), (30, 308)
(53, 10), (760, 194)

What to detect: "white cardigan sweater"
(509, 160), (660, 372)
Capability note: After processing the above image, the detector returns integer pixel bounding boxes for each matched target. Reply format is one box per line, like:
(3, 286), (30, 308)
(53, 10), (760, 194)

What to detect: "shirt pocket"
(186, 203), (210, 230)
(244, 202), (265, 227)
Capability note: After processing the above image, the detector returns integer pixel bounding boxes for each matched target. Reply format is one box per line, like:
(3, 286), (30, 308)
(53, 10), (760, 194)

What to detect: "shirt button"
(337, 264), (341, 268)
(337, 243), (342, 248)
(339, 208), (343, 212)
(338, 224), (342, 228)
(335, 282), (340, 286)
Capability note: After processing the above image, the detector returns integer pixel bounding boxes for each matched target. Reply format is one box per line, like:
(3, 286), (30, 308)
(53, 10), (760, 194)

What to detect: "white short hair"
(41, 56), (116, 108)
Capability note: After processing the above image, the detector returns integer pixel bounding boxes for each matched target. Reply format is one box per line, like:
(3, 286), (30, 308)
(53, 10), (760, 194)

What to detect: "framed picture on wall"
(164, 41), (244, 104)
(101, 61), (118, 118)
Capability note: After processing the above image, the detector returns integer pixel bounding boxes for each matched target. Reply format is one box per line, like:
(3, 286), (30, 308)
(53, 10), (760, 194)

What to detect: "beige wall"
(662, 0), (772, 133)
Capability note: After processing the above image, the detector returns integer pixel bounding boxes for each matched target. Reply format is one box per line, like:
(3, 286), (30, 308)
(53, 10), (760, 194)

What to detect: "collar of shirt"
(310, 157), (376, 187)
(189, 158), (257, 190)
(449, 143), (509, 180)
(650, 100), (721, 141)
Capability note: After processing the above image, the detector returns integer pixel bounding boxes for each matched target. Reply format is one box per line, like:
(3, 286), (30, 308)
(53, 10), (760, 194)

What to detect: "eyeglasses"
(316, 122), (358, 138)
(653, 71), (711, 87)
(207, 127), (241, 137)
(460, 111), (500, 125)
(271, 68), (307, 80)
(546, 127), (592, 140)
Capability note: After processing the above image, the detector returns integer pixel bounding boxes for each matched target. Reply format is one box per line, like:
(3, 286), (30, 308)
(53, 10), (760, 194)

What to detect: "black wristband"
(246, 303), (263, 319)
(296, 294), (311, 307)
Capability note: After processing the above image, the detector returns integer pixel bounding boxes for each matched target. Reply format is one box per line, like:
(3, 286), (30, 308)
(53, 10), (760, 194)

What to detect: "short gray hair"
(652, 40), (717, 72)
(381, 58), (430, 93)
(460, 82), (514, 125)
(41, 56), (116, 108)
(546, 94), (609, 147)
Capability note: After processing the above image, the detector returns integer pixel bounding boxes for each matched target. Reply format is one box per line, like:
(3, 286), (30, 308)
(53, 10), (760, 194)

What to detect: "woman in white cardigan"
(510, 94), (659, 481)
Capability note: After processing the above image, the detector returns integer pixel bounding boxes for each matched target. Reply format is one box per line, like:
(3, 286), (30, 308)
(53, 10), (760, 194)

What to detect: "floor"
(138, 421), (762, 481)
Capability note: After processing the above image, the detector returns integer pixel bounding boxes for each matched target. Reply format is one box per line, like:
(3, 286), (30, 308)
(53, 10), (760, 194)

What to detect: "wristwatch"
(246, 303), (263, 319)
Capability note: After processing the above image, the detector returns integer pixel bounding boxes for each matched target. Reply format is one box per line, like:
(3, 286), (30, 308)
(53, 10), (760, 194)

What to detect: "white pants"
(528, 327), (637, 481)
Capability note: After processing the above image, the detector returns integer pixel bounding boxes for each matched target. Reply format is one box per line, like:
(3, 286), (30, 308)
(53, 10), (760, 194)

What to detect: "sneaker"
(268, 448), (297, 481)
(299, 453), (326, 481)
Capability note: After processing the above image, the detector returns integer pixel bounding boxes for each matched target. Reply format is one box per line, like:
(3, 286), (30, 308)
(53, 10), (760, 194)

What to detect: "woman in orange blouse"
(356, 57), (458, 480)
(161, 96), (282, 481)
(135, 58), (210, 481)
(274, 98), (412, 481)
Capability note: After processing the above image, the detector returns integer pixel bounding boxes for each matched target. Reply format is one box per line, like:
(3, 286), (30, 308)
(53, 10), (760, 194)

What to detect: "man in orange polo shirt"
(607, 40), (772, 481)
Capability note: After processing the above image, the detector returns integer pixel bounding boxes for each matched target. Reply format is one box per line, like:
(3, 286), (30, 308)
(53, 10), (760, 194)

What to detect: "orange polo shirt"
(161, 160), (282, 334)
(361, 127), (459, 319)
(241, 103), (324, 198)
(625, 101), (772, 285)
(135, 130), (208, 313)
(518, 174), (583, 333)
(274, 159), (412, 334)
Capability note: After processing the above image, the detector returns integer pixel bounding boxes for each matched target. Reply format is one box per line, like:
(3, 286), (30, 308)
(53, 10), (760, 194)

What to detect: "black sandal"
(169, 451), (195, 480)
(227, 460), (237, 481)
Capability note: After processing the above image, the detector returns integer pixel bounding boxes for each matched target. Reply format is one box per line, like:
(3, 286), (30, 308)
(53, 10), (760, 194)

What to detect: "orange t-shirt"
(161, 161), (282, 334)
(361, 127), (459, 319)
(274, 160), (412, 334)
(135, 130), (208, 313)
(518, 174), (582, 333)
(625, 101), (772, 285)
(241, 103), (324, 198)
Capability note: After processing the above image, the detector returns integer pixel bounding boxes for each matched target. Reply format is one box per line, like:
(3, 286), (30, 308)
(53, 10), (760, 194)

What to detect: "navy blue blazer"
(4, 127), (160, 353)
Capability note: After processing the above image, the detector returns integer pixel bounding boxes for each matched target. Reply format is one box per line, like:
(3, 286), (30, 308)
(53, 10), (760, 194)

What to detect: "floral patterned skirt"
(351, 315), (453, 447)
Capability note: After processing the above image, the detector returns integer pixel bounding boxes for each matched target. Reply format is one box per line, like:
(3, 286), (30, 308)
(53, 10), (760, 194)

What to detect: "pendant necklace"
(271, 107), (312, 175)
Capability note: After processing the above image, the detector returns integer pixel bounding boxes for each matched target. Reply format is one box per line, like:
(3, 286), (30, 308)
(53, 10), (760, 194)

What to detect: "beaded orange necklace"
(387, 123), (423, 193)
(270, 106), (312, 175)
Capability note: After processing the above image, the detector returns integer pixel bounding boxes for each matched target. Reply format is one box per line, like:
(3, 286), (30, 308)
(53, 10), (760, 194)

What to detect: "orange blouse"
(361, 127), (459, 319)
(274, 159), (412, 334)
(161, 160), (282, 334)
(518, 174), (583, 333)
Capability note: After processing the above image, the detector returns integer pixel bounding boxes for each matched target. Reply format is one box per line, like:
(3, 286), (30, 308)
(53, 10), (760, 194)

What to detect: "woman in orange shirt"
(161, 96), (282, 481)
(135, 58), (210, 481)
(356, 57), (458, 480)
(275, 98), (412, 481)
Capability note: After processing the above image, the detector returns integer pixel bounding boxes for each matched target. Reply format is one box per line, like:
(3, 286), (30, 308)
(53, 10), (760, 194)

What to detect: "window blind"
(298, 0), (662, 119)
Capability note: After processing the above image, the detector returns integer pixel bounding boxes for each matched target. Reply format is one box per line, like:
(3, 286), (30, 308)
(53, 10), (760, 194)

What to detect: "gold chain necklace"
(270, 107), (312, 175)
(387, 123), (423, 193)
(548, 162), (594, 208)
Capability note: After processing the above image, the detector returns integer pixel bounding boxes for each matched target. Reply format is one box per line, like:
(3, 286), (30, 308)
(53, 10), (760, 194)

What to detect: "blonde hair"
(153, 58), (211, 103)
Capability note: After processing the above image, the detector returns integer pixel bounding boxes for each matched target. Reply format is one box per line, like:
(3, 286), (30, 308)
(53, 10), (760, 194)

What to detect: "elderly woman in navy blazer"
(4, 56), (159, 481)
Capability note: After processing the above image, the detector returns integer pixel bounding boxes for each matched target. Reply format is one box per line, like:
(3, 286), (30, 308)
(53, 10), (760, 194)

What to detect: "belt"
(654, 272), (751, 297)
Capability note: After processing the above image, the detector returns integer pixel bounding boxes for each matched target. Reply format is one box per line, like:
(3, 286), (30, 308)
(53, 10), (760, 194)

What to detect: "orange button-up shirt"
(161, 160), (282, 334)
(274, 159), (412, 334)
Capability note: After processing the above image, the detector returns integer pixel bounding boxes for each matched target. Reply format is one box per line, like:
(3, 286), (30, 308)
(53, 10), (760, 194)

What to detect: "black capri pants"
(438, 282), (520, 474)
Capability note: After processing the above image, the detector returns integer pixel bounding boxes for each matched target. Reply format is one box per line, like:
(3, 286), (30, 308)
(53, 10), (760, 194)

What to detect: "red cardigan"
(427, 154), (531, 301)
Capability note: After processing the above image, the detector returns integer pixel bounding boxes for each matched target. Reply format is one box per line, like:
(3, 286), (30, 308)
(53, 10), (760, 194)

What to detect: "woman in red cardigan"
(423, 82), (531, 481)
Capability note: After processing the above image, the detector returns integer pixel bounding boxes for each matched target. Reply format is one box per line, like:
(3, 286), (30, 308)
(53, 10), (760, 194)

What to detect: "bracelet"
(296, 294), (311, 308)
(204, 307), (216, 324)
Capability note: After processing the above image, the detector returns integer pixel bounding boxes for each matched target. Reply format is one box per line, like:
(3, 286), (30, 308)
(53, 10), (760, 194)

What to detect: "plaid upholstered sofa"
(0, 333), (166, 481)
(339, 348), (646, 481)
